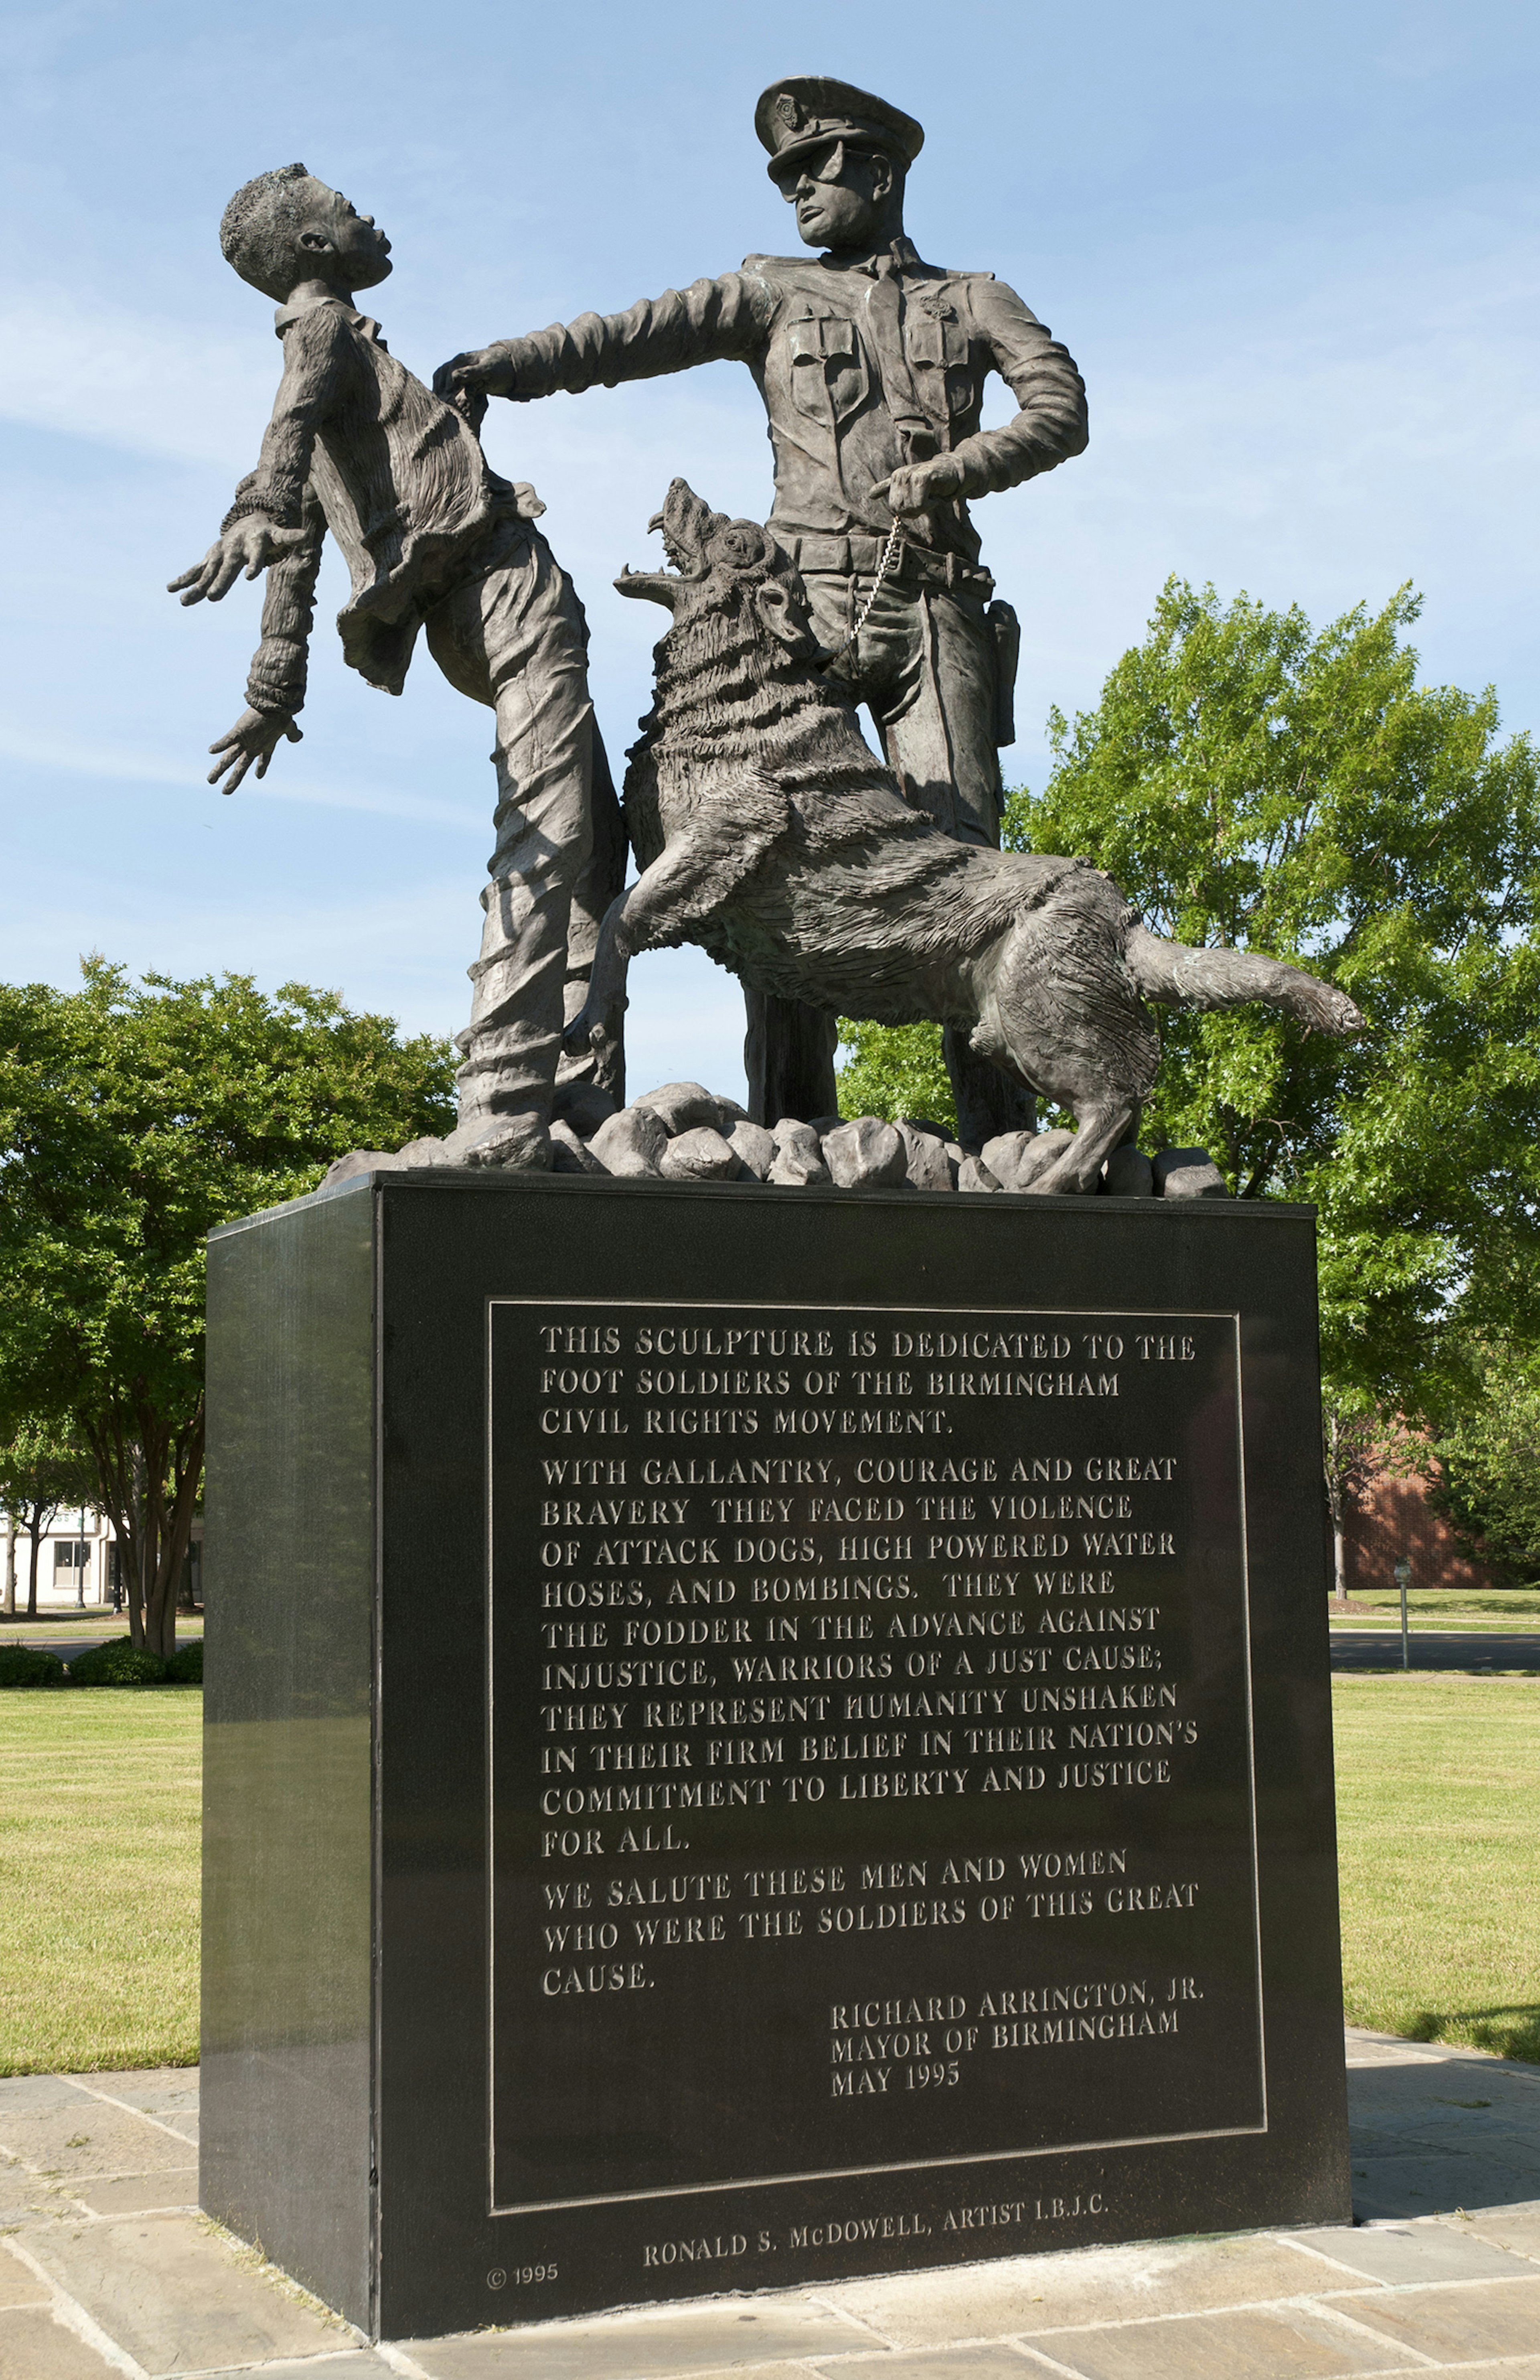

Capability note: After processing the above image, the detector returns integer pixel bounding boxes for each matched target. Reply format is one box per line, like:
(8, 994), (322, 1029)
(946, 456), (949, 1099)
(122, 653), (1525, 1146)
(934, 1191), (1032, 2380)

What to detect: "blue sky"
(3, 0), (1538, 1102)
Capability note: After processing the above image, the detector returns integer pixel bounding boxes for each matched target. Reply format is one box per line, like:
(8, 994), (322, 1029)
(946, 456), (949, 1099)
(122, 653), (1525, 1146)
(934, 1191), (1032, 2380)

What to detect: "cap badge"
(775, 91), (801, 133)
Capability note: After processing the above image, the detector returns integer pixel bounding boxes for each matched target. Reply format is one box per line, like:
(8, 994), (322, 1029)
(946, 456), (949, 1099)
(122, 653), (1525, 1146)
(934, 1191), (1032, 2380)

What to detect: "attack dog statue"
(568, 481), (1364, 1195)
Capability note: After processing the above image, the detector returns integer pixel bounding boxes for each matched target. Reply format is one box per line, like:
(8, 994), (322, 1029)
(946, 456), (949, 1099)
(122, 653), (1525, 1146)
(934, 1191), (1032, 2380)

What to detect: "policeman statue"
(437, 75), (1088, 1143)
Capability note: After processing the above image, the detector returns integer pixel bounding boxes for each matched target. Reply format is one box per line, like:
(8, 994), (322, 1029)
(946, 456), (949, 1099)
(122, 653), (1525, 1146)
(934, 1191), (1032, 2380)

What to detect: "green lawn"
(0, 1691), (201, 2074)
(1, 1676), (1536, 2075)
(1329, 1587), (1540, 1630)
(1334, 1675), (1540, 2063)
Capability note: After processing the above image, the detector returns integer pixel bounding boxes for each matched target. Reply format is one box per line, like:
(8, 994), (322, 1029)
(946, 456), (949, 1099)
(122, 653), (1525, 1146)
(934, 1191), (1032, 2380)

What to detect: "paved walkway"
(2, 2031), (1538, 2378)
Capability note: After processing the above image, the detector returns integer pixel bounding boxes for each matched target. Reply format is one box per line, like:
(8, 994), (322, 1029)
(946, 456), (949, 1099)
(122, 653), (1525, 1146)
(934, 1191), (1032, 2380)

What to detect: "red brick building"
(1342, 1459), (1502, 1595)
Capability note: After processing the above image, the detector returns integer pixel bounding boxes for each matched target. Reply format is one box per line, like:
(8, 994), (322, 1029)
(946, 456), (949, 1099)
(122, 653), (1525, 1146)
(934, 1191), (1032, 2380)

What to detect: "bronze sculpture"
(561, 481), (1364, 1194)
(168, 165), (625, 1167)
(435, 76), (1088, 1141)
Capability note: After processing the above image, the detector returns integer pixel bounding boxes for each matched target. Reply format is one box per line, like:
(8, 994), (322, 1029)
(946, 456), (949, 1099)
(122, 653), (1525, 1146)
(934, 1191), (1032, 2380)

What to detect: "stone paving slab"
(1319, 2272), (1540, 2359)
(1463, 2197), (1540, 2259)
(821, 2235), (1354, 2346)
(9, 2213), (347, 2373)
(0, 2093), (196, 2182)
(1283, 2219), (1529, 2283)
(0, 2302), (132, 2379)
(1, 2028), (1538, 2376)
(195, 2360), (402, 2379)
(391, 2296), (888, 2377)
(1011, 2299), (1425, 2376)
(69, 2172), (201, 2218)
(808, 2352), (1039, 2378)
(0, 2252), (49, 2311)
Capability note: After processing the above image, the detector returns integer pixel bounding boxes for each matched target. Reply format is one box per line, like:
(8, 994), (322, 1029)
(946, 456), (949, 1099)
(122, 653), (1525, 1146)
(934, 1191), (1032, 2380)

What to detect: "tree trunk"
(80, 1399), (204, 1658)
(143, 1405), (203, 1661)
(26, 1514), (42, 1621)
(1325, 1414), (1348, 1602)
(2, 1522), (14, 1618)
(82, 1415), (148, 1648)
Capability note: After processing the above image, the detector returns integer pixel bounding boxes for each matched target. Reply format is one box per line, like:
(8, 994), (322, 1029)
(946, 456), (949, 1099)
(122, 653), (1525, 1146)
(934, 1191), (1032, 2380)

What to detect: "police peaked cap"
(755, 76), (924, 184)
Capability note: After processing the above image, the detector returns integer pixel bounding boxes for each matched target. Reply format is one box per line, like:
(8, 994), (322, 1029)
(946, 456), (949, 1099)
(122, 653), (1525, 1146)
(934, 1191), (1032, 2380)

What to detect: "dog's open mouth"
(615, 479), (717, 606)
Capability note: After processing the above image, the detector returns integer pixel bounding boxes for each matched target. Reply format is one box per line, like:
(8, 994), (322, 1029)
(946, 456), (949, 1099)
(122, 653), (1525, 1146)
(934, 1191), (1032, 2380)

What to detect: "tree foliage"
(843, 579), (1540, 1421)
(1428, 1341), (1540, 1580)
(0, 1421), (95, 1621)
(0, 962), (456, 1654)
(1012, 579), (1540, 1413)
(836, 1019), (956, 1136)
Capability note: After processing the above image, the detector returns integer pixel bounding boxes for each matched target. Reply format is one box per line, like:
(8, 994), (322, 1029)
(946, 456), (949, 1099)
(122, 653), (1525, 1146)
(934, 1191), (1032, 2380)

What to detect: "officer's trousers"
(810, 567), (1003, 845)
(425, 517), (622, 1137)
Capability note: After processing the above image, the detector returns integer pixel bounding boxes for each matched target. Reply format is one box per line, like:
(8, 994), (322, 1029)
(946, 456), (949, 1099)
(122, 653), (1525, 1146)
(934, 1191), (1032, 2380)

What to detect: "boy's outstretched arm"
(170, 306), (342, 598)
(203, 475), (326, 793)
(167, 308), (342, 785)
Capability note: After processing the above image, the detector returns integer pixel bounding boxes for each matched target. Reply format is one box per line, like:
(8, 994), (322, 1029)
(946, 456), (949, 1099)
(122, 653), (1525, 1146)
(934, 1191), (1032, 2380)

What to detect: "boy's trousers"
(426, 515), (622, 1132)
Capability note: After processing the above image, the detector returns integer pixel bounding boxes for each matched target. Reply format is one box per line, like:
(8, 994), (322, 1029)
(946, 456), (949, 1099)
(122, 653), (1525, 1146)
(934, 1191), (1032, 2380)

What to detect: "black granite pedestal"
(202, 1173), (1350, 2341)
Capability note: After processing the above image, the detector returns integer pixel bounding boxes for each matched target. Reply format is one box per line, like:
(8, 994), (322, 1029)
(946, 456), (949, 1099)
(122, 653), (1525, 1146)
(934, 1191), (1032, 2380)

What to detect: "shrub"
(164, 1639), (203, 1685)
(69, 1638), (167, 1687)
(0, 1643), (68, 1688)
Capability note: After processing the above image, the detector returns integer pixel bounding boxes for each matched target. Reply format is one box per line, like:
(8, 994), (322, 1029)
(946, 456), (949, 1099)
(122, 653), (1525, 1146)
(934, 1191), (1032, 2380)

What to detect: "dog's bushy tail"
(1126, 924), (1365, 1036)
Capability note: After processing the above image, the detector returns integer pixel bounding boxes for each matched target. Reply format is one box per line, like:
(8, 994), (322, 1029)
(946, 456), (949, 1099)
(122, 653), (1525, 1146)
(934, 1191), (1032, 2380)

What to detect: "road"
(10, 1629), (1536, 1673)
(1329, 1629), (1540, 1672)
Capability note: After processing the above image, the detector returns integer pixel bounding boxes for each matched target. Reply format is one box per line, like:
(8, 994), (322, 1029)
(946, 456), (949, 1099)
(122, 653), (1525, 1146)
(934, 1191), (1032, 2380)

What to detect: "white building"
(0, 1511), (202, 1613)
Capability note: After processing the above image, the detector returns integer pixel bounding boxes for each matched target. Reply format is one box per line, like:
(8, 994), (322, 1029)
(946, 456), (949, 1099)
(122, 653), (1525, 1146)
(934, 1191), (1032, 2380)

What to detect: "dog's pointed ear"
(755, 571), (816, 655)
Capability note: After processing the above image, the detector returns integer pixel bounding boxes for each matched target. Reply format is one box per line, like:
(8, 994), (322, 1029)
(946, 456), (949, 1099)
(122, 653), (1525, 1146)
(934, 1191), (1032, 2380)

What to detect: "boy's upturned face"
(294, 182), (393, 292)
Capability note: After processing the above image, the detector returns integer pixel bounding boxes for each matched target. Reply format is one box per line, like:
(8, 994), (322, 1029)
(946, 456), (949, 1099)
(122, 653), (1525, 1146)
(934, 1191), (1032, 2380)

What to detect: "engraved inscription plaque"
(490, 1300), (1264, 2215)
(205, 1176), (1349, 2340)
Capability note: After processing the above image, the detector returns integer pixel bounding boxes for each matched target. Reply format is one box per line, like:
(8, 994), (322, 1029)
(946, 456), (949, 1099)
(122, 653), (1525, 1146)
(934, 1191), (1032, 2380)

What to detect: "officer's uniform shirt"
(497, 239), (1087, 576)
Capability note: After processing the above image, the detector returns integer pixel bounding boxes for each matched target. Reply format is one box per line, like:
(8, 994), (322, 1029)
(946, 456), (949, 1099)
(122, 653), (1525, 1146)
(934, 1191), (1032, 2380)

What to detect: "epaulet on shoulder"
(938, 268), (995, 283)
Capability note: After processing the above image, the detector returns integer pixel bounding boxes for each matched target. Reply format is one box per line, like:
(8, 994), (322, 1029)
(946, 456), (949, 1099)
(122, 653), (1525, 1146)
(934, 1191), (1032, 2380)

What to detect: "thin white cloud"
(0, 291), (275, 471)
(0, 724), (487, 829)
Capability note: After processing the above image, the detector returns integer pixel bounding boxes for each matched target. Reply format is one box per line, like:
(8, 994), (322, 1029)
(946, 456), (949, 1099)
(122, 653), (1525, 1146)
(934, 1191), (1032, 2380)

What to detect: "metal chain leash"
(819, 522), (905, 666)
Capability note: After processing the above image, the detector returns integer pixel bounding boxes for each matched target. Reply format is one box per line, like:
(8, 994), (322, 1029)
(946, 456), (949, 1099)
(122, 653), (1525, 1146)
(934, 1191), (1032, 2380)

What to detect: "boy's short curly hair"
(220, 164), (316, 300)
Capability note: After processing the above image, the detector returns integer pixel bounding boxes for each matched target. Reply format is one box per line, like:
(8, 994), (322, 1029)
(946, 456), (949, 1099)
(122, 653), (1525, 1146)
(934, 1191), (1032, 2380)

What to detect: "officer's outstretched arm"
(435, 272), (775, 405)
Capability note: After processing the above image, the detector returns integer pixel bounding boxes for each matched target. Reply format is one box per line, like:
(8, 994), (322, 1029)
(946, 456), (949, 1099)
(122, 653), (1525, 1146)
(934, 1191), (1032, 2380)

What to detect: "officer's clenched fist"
(433, 345), (521, 404)
(879, 455), (969, 518)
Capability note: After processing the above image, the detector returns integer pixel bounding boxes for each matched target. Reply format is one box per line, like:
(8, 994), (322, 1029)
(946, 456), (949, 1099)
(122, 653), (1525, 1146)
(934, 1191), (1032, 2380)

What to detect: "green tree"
(0, 1422), (95, 1621)
(1017, 579), (1540, 1409)
(1429, 1341), (1540, 1579)
(0, 962), (455, 1656)
(836, 1019), (956, 1136)
(845, 580), (1540, 1419)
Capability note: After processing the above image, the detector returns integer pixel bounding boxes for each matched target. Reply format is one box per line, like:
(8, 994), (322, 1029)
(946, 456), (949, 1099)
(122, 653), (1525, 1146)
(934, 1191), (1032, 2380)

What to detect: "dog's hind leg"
(970, 886), (1160, 1195)
(1028, 1093), (1141, 1194)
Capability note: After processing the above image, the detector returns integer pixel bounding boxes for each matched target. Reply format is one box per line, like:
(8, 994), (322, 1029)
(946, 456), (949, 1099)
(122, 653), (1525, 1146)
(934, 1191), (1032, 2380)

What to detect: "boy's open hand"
(168, 518), (310, 607)
(207, 708), (302, 794)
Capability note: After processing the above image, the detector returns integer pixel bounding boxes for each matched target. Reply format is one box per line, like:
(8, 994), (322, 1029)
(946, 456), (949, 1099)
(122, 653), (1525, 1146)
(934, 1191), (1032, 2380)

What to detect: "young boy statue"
(169, 165), (624, 1169)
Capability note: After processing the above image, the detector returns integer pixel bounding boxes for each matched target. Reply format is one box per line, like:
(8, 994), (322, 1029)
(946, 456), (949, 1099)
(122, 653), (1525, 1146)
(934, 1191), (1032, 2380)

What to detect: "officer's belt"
(781, 533), (993, 596)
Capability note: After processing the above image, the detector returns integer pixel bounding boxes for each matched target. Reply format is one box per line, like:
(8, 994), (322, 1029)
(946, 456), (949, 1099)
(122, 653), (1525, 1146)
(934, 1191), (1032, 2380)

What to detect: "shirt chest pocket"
(786, 315), (870, 428)
(906, 310), (974, 418)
